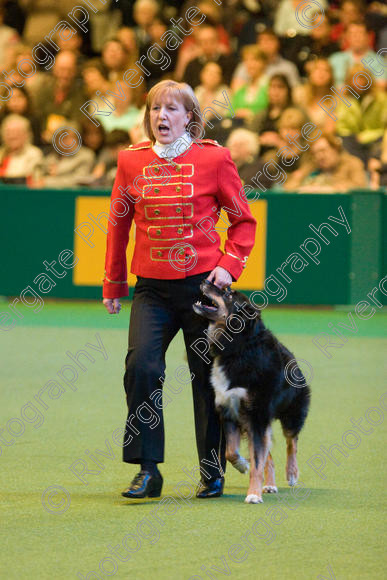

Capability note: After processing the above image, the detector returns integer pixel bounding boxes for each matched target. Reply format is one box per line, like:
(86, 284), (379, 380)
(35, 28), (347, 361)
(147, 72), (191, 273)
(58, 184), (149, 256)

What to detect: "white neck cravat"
(153, 132), (192, 160)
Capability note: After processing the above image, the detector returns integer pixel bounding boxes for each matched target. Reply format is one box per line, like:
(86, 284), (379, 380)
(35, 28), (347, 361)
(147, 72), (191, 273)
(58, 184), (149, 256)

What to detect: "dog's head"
(193, 279), (261, 332)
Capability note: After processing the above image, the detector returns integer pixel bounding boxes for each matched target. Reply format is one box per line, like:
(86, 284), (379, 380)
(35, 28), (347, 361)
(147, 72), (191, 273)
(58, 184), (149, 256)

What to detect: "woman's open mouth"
(158, 124), (170, 136)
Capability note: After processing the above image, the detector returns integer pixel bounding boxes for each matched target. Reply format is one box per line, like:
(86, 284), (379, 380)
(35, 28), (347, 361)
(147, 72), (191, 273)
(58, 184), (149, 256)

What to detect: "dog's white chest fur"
(210, 358), (247, 421)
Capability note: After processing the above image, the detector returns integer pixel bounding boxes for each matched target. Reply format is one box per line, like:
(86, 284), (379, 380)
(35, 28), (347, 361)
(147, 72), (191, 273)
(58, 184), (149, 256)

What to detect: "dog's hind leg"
(245, 427), (271, 504)
(263, 452), (278, 493)
(285, 432), (299, 486)
(224, 420), (249, 474)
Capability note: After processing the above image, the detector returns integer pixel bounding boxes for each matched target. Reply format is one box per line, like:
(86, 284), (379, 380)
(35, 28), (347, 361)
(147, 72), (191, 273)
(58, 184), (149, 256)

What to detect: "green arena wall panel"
(0, 186), (385, 305)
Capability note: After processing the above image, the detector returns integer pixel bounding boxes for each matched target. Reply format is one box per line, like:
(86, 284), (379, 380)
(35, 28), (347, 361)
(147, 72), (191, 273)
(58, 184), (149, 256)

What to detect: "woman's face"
(312, 138), (338, 170)
(103, 42), (125, 70)
(268, 79), (289, 107)
(200, 63), (222, 89)
(7, 89), (28, 114)
(150, 93), (192, 144)
(309, 60), (332, 87)
(83, 68), (105, 92)
(244, 55), (265, 80)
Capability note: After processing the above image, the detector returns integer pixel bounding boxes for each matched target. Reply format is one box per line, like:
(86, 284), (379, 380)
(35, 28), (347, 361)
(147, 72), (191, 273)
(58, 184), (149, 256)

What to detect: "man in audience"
(183, 24), (237, 89)
(33, 51), (86, 126)
(329, 22), (386, 87)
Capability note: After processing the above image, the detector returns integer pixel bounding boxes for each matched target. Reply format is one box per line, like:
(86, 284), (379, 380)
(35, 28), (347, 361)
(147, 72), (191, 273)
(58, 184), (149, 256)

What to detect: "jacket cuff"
(217, 254), (244, 281)
(103, 280), (129, 299)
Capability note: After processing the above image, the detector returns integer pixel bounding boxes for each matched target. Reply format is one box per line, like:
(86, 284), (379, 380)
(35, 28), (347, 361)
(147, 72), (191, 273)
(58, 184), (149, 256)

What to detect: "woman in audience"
(82, 59), (111, 101)
(289, 133), (367, 192)
(0, 86), (41, 146)
(101, 38), (131, 83)
(195, 62), (229, 120)
(139, 16), (178, 90)
(336, 65), (387, 165)
(251, 74), (293, 155)
(263, 107), (314, 190)
(0, 115), (43, 183)
(40, 122), (95, 188)
(231, 46), (269, 123)
(293, 58), (336, 133)
(99, 83), (142, 139)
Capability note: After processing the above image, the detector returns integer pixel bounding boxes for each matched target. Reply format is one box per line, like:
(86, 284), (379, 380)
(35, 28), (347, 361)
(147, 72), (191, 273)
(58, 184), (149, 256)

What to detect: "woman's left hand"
(206, 266), (232, 289)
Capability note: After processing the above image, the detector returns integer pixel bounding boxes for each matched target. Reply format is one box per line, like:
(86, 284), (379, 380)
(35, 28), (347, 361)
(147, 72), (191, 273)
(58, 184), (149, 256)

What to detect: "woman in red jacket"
(103, 80), (256, 500)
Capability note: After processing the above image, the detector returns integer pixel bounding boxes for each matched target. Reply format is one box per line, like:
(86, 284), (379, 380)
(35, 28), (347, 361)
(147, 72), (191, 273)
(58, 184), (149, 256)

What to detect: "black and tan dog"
(193, 280), (311, 504)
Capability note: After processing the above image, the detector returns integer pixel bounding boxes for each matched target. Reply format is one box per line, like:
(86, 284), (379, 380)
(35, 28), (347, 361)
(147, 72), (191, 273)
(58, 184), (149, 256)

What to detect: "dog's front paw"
(263, 485), (278, 493)
(232, 456), (250, 474)
(245, 494), (263, 504)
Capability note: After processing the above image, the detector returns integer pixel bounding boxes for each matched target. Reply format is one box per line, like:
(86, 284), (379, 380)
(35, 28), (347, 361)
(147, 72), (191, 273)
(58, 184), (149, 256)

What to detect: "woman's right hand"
(103, 298), (121, 314)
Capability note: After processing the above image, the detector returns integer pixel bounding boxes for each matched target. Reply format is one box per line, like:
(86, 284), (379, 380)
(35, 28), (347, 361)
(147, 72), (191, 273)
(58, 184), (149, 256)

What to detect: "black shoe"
(196, 477), (224, 498)
(121, 470), (163, 499)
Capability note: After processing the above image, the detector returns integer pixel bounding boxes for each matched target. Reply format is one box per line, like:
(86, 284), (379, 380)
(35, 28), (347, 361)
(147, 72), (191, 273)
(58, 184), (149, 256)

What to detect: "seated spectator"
(132, 0), (159, 54)
(81, 120), (106, 158)
(293, 58), (336, 133)
(116, 26), (139, 65)
(99, 83), (141, 137)
(0, 86), (41, 146)
(85, 130), (131, 188)
(0, 2), (19, 69)
(331, 0), (375, 50)
(175, 1), (231, 81)
(329, 22), (386, 87)
(40, 122), (95, 188)
(369, 130), (387, 189)
(231, 46), (269, 123)
(140, 16), (178, 90)
(33, 51), (86, 126)
(194, 62), (230, 122)
(231, 29), (300, 91)
(3, 44), (45, 101)
(182, 24), (237, 89)
(290, 133), (367, 192)
(263, 107), (314, 190)
(0, 115), (43, 183)
(336, 65), (387, 164)
(250, 74), (294, 155)
(226, 128), (271, 189)
(53, 24), (87, 76)
(101, 38), (131, 83)
(308, 13), (340, 61)
(82, 58), (111, 100)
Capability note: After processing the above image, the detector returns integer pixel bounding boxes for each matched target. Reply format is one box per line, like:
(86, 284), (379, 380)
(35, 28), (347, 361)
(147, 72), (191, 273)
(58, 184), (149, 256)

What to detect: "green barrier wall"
(1, 187), (385, 305)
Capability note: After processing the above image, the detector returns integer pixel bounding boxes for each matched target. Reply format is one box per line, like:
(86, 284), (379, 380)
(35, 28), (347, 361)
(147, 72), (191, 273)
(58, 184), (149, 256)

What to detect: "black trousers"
(122, 272), (226, 480)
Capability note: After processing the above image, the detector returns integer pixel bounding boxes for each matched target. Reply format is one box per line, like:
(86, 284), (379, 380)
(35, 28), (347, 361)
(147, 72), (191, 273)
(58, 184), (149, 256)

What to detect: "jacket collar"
(153, 132), (192, 160)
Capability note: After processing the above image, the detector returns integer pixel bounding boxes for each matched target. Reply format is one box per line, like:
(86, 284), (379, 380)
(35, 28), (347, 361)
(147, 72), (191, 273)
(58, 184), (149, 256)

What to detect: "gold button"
(156, 229), (161, 236)
(175, 165), (181, 171)
(177, 227), (183, 234)
(154, 209), (160, 216)
(176, 207), (182, 214)
(154, 187), (160, 193)
(176, 186), (181, 192)
(154, 167), (160, 173)
(157, 251), (163, 257)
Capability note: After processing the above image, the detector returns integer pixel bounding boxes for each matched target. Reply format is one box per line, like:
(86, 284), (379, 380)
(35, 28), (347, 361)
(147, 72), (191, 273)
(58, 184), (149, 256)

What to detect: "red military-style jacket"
(103, 139), (257, 299)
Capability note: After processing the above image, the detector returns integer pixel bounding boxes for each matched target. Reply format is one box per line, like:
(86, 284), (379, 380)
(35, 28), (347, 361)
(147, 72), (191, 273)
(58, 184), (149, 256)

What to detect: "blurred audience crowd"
(0, 0), (386, 191)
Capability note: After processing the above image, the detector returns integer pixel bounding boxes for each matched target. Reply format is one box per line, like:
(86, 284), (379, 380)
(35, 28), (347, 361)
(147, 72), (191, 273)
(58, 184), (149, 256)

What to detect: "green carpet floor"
(0, 301), (386, 579)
